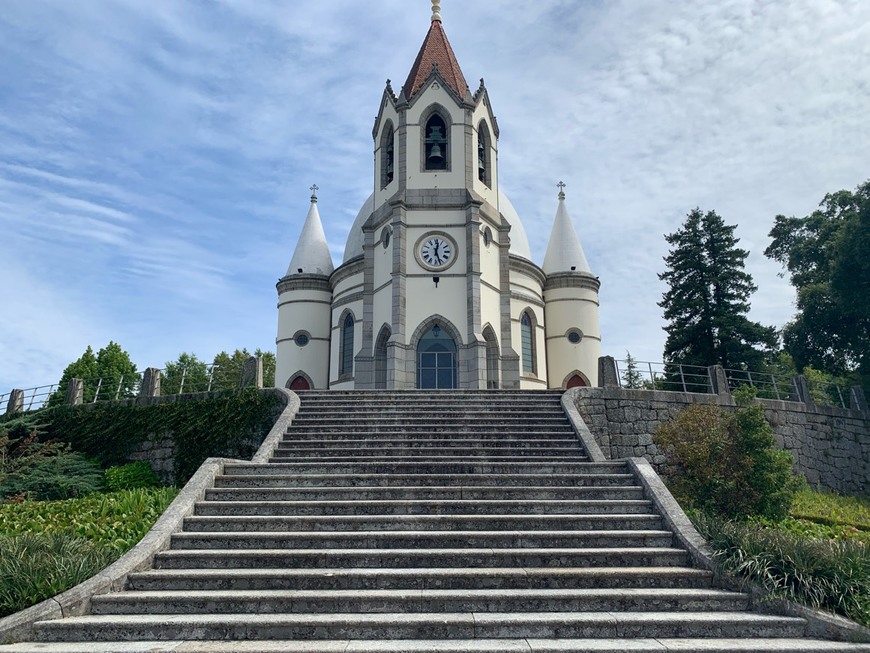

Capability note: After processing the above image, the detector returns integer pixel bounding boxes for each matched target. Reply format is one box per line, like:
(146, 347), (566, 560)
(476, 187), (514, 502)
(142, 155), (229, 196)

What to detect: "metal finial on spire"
(557, 181), (566, 200)
(431, 0), (442, 22)
(310, 184), (319, 203)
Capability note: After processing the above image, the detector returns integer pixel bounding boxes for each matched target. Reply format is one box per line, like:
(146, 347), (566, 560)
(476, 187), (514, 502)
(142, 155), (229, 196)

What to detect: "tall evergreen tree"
(659, 208), (776, 371)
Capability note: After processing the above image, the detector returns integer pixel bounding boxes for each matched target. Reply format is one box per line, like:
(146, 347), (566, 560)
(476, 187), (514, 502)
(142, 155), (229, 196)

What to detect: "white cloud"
(0, 0), (868, 390)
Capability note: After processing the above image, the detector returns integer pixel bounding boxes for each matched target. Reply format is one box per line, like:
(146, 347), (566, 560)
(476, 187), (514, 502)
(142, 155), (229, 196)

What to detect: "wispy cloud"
(1, 0), (868, 390)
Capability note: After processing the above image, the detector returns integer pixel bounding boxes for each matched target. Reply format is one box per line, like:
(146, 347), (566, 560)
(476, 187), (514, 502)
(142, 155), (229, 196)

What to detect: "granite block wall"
(571, 387), (868, 496)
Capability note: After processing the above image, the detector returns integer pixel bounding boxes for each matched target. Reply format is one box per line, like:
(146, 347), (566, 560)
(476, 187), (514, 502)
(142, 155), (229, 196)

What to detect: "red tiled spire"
(402, 18), (468, 101)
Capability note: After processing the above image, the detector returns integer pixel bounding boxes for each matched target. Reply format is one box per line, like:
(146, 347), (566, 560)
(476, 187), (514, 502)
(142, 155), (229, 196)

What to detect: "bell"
(428, 143), (444, 163)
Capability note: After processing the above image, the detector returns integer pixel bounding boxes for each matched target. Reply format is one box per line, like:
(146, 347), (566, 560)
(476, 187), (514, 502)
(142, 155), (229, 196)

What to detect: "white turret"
(542, 184), (601, 388)
(275, 187), (334, 390)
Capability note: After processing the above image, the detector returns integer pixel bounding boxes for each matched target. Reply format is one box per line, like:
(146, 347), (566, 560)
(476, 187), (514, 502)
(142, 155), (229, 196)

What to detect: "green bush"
(692, 512), (870, 627)
(655, 386), (801, 520)
(0, 450), (105, 501)
(105, 461), (160, 491)
(0, 533), (116, 618)
(0, 487), (179, 552)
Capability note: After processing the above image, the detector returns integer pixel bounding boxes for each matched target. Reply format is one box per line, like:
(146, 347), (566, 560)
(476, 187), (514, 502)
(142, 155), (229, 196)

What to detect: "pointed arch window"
(340, 314), (355, 377)
(424, 113), (448, 171)
(477, 121), (492, 187)
(381, 122), (395, 188)
(521, 311), (537, 375)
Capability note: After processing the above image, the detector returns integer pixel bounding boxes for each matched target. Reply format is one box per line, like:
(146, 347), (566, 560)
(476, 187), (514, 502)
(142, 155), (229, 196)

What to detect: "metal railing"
(616, 359), (852, 409)
(2, 364), (232, 414)
(615, 360), (712, 394)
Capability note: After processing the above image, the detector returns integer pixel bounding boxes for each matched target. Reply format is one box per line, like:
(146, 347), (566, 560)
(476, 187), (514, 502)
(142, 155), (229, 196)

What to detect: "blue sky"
(1, 0), (869, 393)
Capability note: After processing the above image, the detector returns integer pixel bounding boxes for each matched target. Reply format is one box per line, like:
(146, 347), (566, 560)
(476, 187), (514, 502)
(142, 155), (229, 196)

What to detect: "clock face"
(419, 236), (454, 269)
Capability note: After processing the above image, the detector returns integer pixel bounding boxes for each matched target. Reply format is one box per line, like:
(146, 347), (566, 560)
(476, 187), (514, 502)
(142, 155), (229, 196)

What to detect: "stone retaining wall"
(571, 387), (869, 496)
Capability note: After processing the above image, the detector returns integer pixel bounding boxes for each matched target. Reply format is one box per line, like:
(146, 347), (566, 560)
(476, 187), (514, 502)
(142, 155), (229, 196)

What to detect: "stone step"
(90, 588), (750, 615)
(153, 546), (691, 569)
(193, 499), (656, 516)
(181, 514), (665, 532)
(6, 639), (870, 653)
(33, 611), (808, 641)
(128, 566), (714, 591)
(272, 446), (585, 457)
(281, 430), (579, 440)
(276, 437), (581, 447)
(221, 461), (627, 476)
(267, 455), (590, 464)
(290, 416), (571, 425)
(203, 485), (647, 501)
(285, 425), (577, 433)
(169, 530), (675, 550)
(213, 473), (636, 488)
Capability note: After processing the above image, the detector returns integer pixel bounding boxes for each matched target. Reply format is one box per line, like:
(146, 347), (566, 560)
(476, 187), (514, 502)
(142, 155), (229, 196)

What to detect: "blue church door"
(416, 325), (457, 389)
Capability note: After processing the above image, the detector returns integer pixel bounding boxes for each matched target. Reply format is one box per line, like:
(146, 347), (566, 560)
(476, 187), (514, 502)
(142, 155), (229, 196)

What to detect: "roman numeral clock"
(415, 232), (457, 271)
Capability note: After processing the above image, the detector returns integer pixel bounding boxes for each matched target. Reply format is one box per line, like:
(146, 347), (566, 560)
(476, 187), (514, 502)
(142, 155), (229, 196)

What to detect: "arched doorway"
(374, 325), (391, 389)
(566, 373), (588, 389)
(482, 325), (499, 389)
(416, 324), (457, 389)
(289, 376), (311, 391)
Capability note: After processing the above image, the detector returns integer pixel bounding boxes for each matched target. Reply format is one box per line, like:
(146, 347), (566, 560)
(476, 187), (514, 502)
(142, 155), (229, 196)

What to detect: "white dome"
(342, 190), (532, 263)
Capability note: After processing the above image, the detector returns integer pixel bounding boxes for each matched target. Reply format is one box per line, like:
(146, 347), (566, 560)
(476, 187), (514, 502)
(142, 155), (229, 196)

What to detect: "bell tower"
(349, 0), (518, 390)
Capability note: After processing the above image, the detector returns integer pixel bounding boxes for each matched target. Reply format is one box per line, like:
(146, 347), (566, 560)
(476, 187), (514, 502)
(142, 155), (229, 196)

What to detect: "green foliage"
(0, 487), (178, 617)
(791, 486), (870, 531)
(655, 386), (801, 520)
(765, 180), (870, 388)
(211, 349), (276, 390)
(692, 511), (870, 627)
(0, 487), (178, 552)
(621, 351), (645, 388)
(104, 461), (160, 491)
(49, 341), (139, 406)
(659, 208), (777, 370)
(40, 389), (282, 484)
(0, 534), (116, 618)
(1, 450), (105, 501)
(162, 352), (212, 395)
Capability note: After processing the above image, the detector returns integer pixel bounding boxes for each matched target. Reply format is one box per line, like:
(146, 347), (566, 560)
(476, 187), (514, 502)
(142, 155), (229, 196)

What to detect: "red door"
(566, 374), (587, 389)
(289, 376), (311, 391)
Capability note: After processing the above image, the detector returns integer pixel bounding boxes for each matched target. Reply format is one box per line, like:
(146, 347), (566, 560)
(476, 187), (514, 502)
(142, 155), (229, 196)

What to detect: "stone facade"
(570, 387), (869, 496)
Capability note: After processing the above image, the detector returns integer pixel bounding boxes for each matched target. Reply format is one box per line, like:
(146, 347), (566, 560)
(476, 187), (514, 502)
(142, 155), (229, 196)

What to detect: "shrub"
(0, 487), (179, 552)
(0, 450), (105, 501)
(105, 461), (160, 491)
(655, 386), (801, 520)
(0, 533), (116, 618)
(692, 512), (870, 627)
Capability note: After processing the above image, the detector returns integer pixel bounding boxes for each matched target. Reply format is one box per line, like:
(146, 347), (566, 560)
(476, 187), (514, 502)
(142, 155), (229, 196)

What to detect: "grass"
(0, 487), (179, 617)
(690, 487), (870, 628)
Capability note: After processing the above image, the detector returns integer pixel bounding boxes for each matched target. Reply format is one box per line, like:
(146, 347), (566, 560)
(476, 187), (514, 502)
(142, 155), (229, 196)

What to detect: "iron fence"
(616, 359), (851, 409)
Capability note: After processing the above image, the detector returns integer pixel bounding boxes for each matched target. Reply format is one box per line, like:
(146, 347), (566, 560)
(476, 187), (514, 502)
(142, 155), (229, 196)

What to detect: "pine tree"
(658, 209), (776, 371)
(621, 351), (645, 388)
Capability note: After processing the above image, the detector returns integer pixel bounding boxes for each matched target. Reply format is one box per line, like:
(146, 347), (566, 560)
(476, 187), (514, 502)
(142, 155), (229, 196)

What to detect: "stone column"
(707, 365), (731, 397)
(598, 356), (619, 388)
(140, 368), (161, 398)
(65, 379), (84, 406)
(850, 386), (868, 414)
(241, 356), (263, 389)
(5, 389), (24, 415)
(793, 375), (814, 409)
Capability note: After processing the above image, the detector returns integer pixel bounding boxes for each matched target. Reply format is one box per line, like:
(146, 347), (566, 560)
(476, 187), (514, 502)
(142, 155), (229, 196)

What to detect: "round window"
(382, 226), (392, 249)
(294, 332), (310, 347)
(567, 330), (583, 344)
(482, 226), (492, 247)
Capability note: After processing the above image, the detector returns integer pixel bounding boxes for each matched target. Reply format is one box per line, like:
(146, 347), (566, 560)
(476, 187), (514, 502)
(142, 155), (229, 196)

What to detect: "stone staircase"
(3, 389), (869, 652)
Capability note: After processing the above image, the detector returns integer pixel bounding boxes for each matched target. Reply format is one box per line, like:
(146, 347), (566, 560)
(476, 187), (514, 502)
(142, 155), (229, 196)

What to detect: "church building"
(275, 1), (601, 391)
